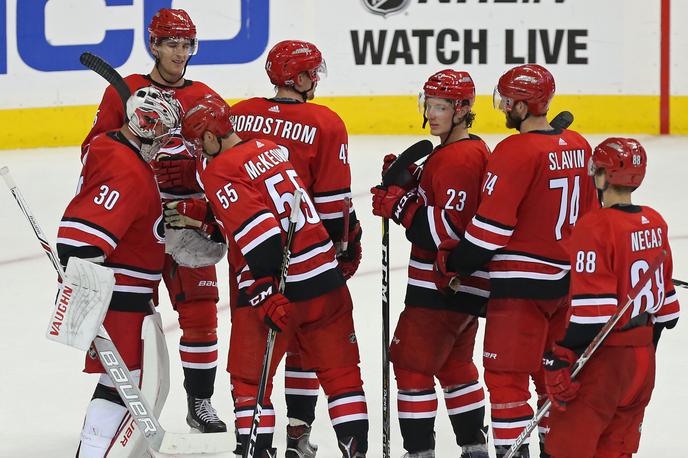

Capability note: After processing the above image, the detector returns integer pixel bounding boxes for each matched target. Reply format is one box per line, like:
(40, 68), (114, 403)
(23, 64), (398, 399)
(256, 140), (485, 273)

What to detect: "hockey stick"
(80, 52), (131, 121)
(341, 196), (351, 252)
(550, 110), (574, 130)
(379, 139), (434, 458)
(504, 249), (667, 458)
(245, 189), (304, 458)
(0, 166), (233, 455)
(673, 278), (688, 290)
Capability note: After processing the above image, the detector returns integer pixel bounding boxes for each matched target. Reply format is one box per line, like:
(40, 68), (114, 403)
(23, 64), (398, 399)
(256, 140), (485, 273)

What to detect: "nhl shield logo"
(361, 0), (411, 17)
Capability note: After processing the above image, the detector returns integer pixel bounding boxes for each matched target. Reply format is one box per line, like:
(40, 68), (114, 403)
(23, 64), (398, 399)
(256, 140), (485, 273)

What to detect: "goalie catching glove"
(246, 277), (293, 332)
(48, 257), (115, 351)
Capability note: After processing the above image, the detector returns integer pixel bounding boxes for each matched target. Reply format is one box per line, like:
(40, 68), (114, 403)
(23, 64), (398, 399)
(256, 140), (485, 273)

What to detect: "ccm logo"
(49, 285), (73, 336)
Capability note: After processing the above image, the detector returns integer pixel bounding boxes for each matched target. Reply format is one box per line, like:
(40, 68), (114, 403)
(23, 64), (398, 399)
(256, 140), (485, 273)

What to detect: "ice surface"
(0, 134), (685, 457)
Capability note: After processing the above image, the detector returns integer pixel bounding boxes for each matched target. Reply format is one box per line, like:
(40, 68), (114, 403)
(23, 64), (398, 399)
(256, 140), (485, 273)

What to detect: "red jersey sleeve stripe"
(233, 210), (276, 241)
(313, 190), (352, 203)
(59, 220), (118, 249)
(239, 227), (281, 256)
(570, 312), (615, 324)
(571, 297), (618, 307)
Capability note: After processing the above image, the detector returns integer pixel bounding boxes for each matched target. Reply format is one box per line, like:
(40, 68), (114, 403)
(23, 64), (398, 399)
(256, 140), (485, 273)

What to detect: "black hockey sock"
(183, 366), (217, 399)
(398, 389), (437, 452)
(448, 405), (487, 446)
(180, 338), (218, 399)
(285, 366), (318, 425)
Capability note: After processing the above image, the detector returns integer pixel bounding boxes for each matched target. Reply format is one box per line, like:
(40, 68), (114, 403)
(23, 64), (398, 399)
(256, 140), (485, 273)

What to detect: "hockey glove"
(152, 155), (201, 193)
(653, 317), (678, 349)
(164, 199), (213, 233)
(246, 277), (292, 332)
(434, 238), (462, 294)
(371, 185), (421, 228)
(381, 153), (421, 190)
(543, 344), (580, 411)
(338, 222), (362, 280)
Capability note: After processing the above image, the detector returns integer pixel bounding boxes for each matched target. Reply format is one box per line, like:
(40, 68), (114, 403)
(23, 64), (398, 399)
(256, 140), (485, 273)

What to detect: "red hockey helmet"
(589, 137), (647, 187)
(149, 9), (198, 54)
(421, 70), (476, 109)
(494, 64), (555, 116)
(182, 94), (234, 145)
(265, 40), (326, 87)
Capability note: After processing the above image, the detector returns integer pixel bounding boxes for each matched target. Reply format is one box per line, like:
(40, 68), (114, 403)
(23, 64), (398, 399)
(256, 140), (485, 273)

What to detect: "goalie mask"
(126, 86), (182, 162)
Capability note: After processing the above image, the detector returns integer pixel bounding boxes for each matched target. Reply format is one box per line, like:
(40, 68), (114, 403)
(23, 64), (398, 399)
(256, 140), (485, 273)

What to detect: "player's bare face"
(425, 98), (454, 137)
(154, 39), (192, 80)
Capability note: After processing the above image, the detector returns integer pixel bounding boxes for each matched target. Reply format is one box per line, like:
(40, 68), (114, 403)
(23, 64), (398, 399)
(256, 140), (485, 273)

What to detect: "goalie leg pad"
(104, 313), (170, 457)
(48, 257), (114, 351)
(78, 397), (127, 458)
(84, 311), (146, 373)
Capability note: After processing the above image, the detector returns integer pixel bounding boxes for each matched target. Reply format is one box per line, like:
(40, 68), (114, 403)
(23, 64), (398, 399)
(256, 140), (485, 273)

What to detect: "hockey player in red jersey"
(230, 40), (363, 456)
(543, 138), (680, 458)
(182, 94), (369, 458)
(81, 9), (227, 433)
(370, 70), (490, 458)
(434, 64), (599, 457)
(58, 87), (180, 456)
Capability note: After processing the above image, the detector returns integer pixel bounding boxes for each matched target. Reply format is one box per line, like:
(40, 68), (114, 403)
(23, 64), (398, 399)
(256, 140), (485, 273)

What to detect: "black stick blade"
(80, 52), (131, 116)
(551, 110), (574, 130)
(382, 139), (434, 187)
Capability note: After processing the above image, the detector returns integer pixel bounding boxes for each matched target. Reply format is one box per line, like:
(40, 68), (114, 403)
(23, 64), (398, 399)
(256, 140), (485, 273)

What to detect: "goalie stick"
(0, 166), (234, 455)
(245, 189), (304, 458)
(504, 249), (667, 458)
(80, 52), (132, 121)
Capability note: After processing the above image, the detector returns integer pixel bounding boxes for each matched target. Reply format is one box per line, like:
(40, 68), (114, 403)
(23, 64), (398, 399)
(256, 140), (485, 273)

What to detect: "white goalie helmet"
(126, 86), (182, 162)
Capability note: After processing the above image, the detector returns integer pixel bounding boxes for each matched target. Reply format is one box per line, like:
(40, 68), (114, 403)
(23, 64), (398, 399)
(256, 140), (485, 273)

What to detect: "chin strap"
(153, 56), (191, 86)
(296, 79), (315, 103)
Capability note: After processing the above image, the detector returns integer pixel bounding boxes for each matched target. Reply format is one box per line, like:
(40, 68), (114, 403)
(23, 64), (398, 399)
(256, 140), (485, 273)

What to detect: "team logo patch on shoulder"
(361, 0), (410, 17)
